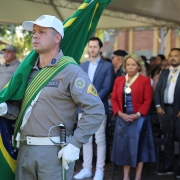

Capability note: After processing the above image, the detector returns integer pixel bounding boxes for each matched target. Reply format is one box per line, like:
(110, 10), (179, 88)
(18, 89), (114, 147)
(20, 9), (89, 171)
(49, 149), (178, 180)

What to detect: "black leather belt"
(164, 103), (173, 106)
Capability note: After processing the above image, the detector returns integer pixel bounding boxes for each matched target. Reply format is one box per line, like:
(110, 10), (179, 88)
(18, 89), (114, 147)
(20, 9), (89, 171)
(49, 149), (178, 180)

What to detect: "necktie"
(164, 69), (177, 104)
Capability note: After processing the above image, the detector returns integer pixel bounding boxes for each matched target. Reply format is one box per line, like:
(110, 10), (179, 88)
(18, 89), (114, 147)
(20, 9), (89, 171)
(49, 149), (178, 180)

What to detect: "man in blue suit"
(74, 37), (114, 180)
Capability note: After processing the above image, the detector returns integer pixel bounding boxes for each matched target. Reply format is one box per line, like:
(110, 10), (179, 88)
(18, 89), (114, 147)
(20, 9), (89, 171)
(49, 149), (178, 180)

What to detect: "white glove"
(58, 143), (80, 170)
(0, 102), (7, 116)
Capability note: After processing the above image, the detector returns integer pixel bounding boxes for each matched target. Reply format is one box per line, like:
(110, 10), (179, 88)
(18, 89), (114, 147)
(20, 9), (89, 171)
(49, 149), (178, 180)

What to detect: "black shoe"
(158, 166), (174, 175)
(176, 167), (180, 178)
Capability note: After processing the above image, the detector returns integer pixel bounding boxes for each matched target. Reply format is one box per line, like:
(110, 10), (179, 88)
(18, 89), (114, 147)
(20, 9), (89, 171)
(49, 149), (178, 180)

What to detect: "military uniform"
(0, 59), (21, 119)
(0, 59), (20, 176)
(6, 51), (105, 180)
(0, 60), (20, 89)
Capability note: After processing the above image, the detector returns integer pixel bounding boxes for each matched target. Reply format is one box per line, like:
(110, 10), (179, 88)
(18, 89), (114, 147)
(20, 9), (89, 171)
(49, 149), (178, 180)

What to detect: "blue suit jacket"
(79, 59), (114, 113)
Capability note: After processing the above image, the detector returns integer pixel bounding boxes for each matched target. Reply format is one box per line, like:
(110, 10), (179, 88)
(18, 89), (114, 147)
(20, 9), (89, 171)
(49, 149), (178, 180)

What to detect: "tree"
(0, 23), (32, 60)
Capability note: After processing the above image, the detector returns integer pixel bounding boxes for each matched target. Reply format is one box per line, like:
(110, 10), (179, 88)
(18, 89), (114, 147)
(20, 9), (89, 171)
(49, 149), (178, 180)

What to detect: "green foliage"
(0, 24), (32, 60)
(0, 24), (10, 37)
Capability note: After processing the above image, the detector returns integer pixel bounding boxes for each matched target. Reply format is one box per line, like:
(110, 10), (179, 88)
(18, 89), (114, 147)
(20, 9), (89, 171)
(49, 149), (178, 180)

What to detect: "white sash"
(15, 90), (42, 147)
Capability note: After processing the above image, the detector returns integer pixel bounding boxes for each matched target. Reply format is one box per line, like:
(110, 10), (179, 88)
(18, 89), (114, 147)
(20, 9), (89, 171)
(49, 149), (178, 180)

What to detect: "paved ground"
(73, 157), (179, 180)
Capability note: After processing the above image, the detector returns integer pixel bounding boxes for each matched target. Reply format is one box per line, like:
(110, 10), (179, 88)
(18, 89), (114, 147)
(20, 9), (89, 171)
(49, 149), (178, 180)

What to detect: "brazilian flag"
(0, 0), (112, 179)
(0, 118), (17, 180)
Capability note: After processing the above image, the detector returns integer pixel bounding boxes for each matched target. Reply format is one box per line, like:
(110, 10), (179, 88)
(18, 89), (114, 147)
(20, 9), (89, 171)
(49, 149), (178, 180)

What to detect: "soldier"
(0, 44), (20, 179)
(0, 15), (105, 180)
(0, 45), (20, 89)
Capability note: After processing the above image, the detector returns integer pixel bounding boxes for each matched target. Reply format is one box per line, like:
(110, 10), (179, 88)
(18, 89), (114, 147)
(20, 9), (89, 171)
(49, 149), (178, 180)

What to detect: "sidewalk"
(73, 159), (176, 180)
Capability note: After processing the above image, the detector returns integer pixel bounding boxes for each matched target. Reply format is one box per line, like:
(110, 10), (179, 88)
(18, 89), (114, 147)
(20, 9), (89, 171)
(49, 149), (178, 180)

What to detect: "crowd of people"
(0, 14), (180, 180)
(74, 42), (180, 180)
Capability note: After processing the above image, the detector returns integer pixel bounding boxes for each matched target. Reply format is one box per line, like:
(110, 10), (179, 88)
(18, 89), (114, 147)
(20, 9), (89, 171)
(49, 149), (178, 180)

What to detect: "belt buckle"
(20, 134), (27, 145)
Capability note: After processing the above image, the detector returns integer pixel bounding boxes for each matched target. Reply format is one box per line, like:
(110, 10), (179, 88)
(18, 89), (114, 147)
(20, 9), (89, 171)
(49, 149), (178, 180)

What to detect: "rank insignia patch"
(74, 78), (86, 89)
(87, 84), (98, 96)
(51, 59), (56, 64)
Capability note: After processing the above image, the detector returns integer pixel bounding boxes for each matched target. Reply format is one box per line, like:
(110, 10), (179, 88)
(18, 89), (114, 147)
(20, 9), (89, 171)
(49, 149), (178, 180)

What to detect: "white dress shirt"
(165, 71), (179, 104)
(88, 58), (100, 82)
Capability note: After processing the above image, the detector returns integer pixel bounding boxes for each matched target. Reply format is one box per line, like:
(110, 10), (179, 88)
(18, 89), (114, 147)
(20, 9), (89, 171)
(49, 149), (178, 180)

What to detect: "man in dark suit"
(154, 48), (180, 178)
(74, 37), (114, 180)
(111, 50), (127, 78)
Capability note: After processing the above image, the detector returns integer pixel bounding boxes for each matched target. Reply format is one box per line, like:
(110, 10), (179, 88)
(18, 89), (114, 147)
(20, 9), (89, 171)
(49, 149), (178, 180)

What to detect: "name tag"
(46, 80), (59, 88)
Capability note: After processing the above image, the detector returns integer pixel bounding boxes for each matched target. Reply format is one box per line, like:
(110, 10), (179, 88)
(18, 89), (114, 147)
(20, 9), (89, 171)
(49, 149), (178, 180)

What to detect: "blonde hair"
(122, 53), (145, 72)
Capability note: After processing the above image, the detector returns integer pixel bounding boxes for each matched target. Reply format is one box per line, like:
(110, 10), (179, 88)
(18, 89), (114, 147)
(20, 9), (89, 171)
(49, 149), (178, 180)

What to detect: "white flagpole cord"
(88, 0), (94, 6)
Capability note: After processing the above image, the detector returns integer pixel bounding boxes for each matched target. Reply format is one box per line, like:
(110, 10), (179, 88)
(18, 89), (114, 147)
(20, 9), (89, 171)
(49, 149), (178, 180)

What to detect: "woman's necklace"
(125, 72), (139, 94)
